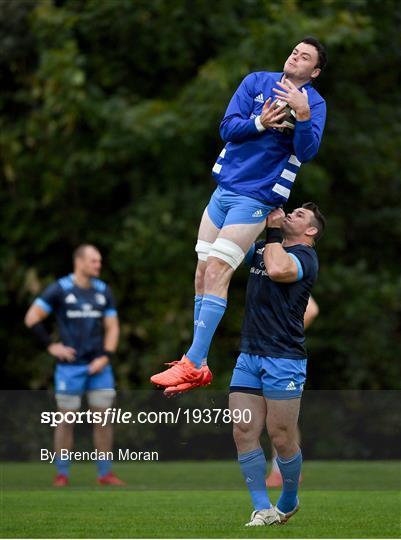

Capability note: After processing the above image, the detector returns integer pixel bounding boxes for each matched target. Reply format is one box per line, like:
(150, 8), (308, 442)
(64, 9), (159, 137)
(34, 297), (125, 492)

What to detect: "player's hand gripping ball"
(274, 99), (296, 134)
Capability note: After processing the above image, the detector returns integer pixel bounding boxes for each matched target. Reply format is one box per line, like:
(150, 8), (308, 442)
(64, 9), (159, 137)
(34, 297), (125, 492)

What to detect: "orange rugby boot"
(97, 472), (127, 486)
(150, 356), (205, 388)
(163, 364), (213, 396)
(53, 473), (69, 487)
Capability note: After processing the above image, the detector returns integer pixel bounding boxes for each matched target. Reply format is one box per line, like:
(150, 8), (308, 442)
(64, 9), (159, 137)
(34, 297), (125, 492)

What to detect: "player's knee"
(53, 407), (78, 432)
(269, 427), (293, 454)
(194, 261), (206, 291)
(204, 257), (230, 287)
(208, 238), (245, 270)
(195, 240), (213, 262)
(87, 389), (116, 409)
(233, 421), (258, 448)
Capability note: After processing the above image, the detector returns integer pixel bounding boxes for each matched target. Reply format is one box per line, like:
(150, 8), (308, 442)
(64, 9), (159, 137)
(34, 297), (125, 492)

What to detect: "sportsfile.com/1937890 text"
(40, 408), (252, 428)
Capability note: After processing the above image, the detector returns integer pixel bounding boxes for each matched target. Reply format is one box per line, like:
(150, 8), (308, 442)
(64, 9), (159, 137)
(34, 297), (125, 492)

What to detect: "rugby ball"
(274, 99), (296, 134)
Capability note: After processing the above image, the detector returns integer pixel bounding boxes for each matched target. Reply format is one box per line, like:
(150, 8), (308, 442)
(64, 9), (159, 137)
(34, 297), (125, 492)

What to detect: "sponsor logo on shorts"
(245, 476), (253, 483)
(286, 381), (296, 391)
(197, 320), (206, 328)
(252, 209), (263, 218)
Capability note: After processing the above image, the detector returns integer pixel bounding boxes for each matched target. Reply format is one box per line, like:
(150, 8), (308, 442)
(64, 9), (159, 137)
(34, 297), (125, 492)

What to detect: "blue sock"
(55, 457), (70, 477)
(194, 295), (208, 366)
(96, 459), (112, 477)
(193, 295), (203, 338)
(238, 448), (271, 510)
(276, 450), (302, 513)
(186, 294), (227, 368)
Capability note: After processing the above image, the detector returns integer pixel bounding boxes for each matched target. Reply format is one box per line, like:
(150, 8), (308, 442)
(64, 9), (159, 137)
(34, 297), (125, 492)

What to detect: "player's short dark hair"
(301, 36), (327, 71)
(73, 244), (98, 261)
(302, 202), (326, 242)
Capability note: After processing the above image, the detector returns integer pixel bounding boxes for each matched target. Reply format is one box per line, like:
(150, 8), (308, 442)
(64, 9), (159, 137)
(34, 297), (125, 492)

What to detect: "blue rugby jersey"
(34, 274), (117, 364)
(240, 241), (318, 359)
(212, 72), (326, 205)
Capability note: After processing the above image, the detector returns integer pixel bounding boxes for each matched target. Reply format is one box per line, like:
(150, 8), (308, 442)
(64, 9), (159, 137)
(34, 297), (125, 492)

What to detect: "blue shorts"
(54, 364), (115, 395)
(229, 353), (306, 400)
(207, 186), (275, 228)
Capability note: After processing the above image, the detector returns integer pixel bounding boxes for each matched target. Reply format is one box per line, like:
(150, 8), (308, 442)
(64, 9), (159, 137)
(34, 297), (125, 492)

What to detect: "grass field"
(1, 461), (400, 538)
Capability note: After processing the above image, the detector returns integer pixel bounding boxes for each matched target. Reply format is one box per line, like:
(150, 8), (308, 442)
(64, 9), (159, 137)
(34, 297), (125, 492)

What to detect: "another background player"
(151, 37), (327, 393)
(229, 203), (325, 526)
(25, 244), (125, 486)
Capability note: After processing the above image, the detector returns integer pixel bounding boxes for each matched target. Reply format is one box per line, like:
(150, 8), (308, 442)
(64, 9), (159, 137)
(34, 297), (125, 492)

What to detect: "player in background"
(266, 295), (319, 488)
(151, 37), (327, 394)
(229, 203), (325, 526)
(25, 245), (125, 486)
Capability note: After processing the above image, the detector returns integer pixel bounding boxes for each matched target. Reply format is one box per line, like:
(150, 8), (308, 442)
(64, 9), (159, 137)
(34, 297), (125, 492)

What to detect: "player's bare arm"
(264, 209), (299, 283)
(304, 296), (319, 329)
(88, 315), (120, 375)
(103, 315), (119, 352)
(24, 304), (76, 361)
(24, 303), (47, 327)
(264, 244), (299, 283)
